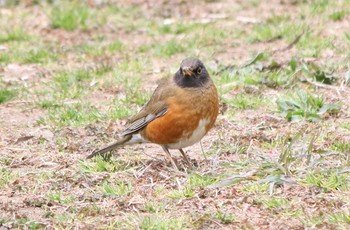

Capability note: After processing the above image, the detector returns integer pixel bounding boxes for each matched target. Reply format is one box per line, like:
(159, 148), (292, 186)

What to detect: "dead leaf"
(15, 135), (34, 144)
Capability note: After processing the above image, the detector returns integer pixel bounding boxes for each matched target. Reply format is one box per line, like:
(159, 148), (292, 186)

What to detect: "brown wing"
(122, 77), (176, 136)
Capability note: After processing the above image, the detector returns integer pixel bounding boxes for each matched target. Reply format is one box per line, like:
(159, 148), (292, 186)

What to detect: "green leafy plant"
(276, 90), (340, 122)
(303, 63), (337, 84)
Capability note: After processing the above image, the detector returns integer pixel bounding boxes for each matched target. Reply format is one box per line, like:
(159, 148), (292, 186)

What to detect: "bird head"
(175, 58), (210, 88)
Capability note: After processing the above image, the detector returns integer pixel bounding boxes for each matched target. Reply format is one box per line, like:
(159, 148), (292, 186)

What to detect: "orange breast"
(142, 84), (219, 146)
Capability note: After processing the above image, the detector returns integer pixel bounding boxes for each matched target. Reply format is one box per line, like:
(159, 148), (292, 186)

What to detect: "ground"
(0, 0), (350, 229)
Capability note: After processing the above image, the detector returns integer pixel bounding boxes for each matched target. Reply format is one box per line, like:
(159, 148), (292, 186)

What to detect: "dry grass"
(1, 0), (350, 229)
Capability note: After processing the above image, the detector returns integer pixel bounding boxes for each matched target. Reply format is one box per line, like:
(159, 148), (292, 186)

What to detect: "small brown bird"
(87, 58), (219, 168)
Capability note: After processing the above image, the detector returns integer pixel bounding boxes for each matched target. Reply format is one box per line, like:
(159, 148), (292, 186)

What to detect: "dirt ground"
(1, 0), (350, 229)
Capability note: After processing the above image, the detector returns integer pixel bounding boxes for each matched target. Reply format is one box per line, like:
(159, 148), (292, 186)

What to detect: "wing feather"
(122, 107), (167, 136)
(121, 77), (176, 136)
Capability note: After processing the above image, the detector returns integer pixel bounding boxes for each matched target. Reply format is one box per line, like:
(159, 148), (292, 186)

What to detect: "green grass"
(212, 132), (342, 195)
(46, 191), (75, 204)
(0, 27), (29, 43)
(158, 22), (200, 35)
(257, 197), (290, 209)
(307, 0), (330, 14)
(153, 39), (188, 57)
(168, 186), (195, 199)
(74, 40), (124, 57)
(106, 99), (135, 119)
(260, 67), (297, 88)
(214, 210), (235, 224)
(101, 181), (132, 197)
(249, 17), (305, 43)
(46, 103), (101, 127)
(188, 173), (218, 187)
(303, 171), (349, 192)
(106, 41), (125, 53)
(1, 1), (350, 229)
(297, 32), (334, 57)
(50, 2), (90, 31)
(23, 48), (57, 64)
(52, 69), (94, 99)
(226, 94), (268, 110)
(329, 10), (348, 21)
(35, 64), (148, 126)
(248, 13), (333, 57)
(52, 212), (77, 223)
(194, 26), (230, 46)
(0, 168), (17, 189)
(240, 183), (270, 194)
(38, 66), (113, 103)
(328, 211), (350, 224)
(0, 218), (45, 230)
(0, 45), (57, 64)
(168, 174), (218, 199)
(139, 215), (186, 230)
(0, 88), (16, 103)
(143, 201), (166, 213)
(79, 157), (131, 173)
(330, 141), (350, 153)
(37, 99), (60, 109)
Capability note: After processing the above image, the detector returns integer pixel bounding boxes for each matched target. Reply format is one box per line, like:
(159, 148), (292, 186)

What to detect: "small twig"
(208, 218), (224, 228)
(200, 140), (207, 161)
(142, 150), (161, 162)
(5, 147), (31, 151)
(176, 177), (183, 190)
(3, 100), (32, 105)
(305, 79), (343, 97)
(211, 148), (221, 168)
(273, 31), (304, 54)
(221, 81), (238, 90)
(246, 139), (254, 158)
(163, 166), (187, 176)
(158, 171), (170, 180)
(215, 64), (236, 75)
(134, 162), (152, 178)
(14, 135), (34, 144)
(305, 79), (339, 90)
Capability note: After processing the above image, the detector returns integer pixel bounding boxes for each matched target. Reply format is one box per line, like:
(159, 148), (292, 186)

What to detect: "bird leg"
(161, 146), (179, 170)
(179, 149), (192, 167)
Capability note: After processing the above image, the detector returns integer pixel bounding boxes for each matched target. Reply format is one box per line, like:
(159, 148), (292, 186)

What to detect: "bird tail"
(87, 135), (132, 159)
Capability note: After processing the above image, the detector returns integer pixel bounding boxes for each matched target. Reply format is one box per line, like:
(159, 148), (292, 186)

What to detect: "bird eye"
(197, 67), (202, 74)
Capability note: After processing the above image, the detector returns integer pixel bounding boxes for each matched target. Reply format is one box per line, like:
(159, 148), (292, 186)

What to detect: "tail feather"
(87, 135), (132, 159)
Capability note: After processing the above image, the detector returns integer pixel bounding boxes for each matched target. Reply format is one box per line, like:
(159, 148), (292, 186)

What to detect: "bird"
(87, 57), (219, 169)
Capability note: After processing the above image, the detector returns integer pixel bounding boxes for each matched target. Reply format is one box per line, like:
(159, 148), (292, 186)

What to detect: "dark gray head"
(174, 58), (210, 88)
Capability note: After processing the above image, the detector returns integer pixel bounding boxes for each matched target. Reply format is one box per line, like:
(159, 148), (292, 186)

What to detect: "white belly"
(166, 118), (210, 149)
